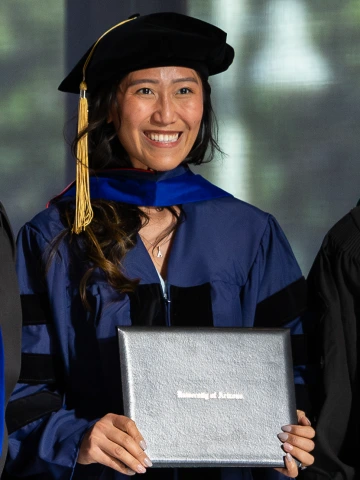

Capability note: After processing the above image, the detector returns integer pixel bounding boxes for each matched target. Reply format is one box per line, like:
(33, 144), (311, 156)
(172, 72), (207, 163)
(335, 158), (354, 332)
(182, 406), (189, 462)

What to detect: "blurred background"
(1, 0), (360, 275)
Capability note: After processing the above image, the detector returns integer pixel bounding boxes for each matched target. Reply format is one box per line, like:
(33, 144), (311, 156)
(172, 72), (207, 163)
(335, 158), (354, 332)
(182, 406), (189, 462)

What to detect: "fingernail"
(144, 457), (153, 467)
(140, 440), (147, 450)
(278, 432), (289, 442)
(137, 464), (146, 474)
(286, 453), (294, 462)
(126, 469), (136, 476)
(281, 425), (292, 433)
(303, 416), (311, 426)
(283, 441), (293, 452)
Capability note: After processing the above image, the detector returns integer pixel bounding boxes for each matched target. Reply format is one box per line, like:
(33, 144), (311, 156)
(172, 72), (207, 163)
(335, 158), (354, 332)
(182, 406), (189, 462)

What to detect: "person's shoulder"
(0, 201), (6, 216)
(20, 200), (69, 242)
(198, 195), (271, 228)
(326, 206), (360, 242)
(322, 205), (360, 259)
(187, 196), (283, 262)
(0, 202), (14, 235)
(0, 202), (15, 257)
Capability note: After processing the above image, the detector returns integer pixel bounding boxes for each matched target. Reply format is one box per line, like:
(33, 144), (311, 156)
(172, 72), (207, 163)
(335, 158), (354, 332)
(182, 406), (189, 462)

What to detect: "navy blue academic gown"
(5, 166), (308, 480)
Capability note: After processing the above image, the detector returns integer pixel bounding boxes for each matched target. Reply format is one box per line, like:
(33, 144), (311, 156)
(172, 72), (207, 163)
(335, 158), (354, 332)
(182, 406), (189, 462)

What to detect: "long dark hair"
(53, 73), (222, 307)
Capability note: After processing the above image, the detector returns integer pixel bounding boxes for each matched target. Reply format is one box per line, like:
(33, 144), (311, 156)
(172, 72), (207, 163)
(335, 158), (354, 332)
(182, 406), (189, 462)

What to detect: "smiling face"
(108, 66), (204, 170)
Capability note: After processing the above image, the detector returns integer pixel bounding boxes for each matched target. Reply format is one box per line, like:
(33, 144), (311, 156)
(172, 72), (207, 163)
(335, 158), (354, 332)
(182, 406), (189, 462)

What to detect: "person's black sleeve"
(0, 203), (21, 475)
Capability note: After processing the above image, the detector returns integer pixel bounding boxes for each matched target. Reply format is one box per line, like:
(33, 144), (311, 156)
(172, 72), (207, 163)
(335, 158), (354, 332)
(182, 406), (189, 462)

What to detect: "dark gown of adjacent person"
(305, 206), (360, 480)
(5, 166), (312, 480)
(0, 203), (21, 475)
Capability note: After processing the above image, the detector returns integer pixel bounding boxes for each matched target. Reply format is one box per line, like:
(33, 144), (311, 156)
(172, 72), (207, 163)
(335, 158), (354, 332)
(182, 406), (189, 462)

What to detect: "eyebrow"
(127, 77), (199, 86)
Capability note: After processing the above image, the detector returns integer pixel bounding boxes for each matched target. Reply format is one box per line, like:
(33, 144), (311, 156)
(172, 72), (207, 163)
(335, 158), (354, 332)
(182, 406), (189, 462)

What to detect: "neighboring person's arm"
(0, 203), (21, 474)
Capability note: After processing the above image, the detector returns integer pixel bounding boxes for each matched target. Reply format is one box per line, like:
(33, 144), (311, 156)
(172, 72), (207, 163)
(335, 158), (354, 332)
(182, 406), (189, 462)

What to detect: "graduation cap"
(59, 12), (234, 233)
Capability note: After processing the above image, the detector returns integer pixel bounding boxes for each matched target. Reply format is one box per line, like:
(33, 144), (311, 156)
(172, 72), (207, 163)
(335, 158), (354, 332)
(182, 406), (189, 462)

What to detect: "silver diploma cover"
(117, 327), (297, 468)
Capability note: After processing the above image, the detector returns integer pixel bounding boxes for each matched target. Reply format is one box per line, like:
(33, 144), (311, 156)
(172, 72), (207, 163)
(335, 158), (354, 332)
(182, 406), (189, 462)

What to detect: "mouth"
(144, 131), (182, 144)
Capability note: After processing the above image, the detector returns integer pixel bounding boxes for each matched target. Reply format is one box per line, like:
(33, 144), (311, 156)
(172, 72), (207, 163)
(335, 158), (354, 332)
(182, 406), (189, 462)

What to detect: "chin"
(135, 158), (186, 171)
(153, 164), (183, 172)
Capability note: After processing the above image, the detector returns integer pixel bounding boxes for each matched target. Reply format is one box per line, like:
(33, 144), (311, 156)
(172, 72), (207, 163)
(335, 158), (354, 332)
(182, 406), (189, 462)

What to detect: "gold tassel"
(73, 81), (93, 234)
(72, 16), (137, 234)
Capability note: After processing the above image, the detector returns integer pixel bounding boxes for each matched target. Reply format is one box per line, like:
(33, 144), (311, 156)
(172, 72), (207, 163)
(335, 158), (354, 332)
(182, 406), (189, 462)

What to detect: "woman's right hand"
(77, 413), (153, 475)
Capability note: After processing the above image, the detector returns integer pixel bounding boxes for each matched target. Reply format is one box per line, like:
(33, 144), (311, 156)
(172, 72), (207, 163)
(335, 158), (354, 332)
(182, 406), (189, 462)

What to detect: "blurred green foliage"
(0, 0), (65, 233)
(241, 0), (360, 271)
(192, 0), (360, 273)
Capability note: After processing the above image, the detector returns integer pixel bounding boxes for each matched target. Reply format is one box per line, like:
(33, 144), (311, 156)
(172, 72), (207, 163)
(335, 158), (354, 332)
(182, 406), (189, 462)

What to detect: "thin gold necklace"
(139, 233), (172, 258)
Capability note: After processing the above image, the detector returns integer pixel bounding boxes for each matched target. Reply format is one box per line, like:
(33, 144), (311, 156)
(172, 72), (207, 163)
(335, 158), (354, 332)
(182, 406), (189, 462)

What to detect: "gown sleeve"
(0, 203), (22, 474)
(249, 216), (315, 414)
(5, 223), (101, 479)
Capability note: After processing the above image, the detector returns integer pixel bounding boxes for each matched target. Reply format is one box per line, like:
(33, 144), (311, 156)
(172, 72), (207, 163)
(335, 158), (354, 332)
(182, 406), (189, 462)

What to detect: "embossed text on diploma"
(177, 390), (244, 400)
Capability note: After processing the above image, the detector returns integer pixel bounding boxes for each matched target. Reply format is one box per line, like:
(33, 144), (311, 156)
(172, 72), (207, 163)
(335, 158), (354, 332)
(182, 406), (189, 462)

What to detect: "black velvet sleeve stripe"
(291, 334), (321, 366)
(129, 284), (166, 326)
(21, 293), (53, 325)
(254, 277), (307, 328)
(6, 391), (62, 434)
(170, 283), (213, 327)
(19, 353), (59, 384)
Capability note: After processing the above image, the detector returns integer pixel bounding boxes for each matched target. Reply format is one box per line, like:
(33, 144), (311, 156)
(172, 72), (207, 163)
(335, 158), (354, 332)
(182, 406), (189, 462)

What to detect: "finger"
(82, 420), (152, 473)
(108, 415), (152, 467)
(278, 430), (315, 452)
(99, 439), (149, 474)
(106, 428), (153, 469)
(282, 442), (315, 468)
(113, 415), (147, 449)
(89, 446), (139, 475)
(296, 409), (305, 420)
(275, 453), (298, 478)
(280, 424), (315, 440)
(297, 410), (311, 426)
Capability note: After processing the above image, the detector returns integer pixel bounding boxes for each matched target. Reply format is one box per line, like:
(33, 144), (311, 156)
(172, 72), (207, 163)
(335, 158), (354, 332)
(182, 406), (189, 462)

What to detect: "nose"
(151, 94), (177, 126)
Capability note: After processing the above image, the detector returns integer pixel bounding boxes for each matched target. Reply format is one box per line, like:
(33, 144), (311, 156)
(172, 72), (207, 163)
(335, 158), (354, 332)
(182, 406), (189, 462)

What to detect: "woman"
(5, 12), (314, 480)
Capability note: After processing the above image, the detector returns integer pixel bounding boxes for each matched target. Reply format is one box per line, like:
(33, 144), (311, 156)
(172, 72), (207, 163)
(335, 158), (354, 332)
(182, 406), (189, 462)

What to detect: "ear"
(107, 110), (113, 124)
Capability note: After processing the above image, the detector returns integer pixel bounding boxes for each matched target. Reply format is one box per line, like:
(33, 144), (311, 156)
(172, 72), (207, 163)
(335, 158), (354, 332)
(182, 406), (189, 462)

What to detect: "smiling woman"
(5, 11), (315, 480)
(109, 67), (204, 171)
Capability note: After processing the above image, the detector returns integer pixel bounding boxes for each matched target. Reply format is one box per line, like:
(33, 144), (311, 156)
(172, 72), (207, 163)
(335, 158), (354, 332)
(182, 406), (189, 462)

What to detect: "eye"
(137, 87), (153, 95)
(177, 87), (192, 95)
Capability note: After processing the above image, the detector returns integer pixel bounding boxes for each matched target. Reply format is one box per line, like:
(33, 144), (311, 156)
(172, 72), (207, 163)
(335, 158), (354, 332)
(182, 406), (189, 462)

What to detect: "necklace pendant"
(157, 246), (163, 258)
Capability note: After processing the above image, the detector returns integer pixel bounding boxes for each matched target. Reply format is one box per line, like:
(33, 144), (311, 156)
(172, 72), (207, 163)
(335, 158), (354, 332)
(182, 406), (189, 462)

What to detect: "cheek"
(120, 105), (149, 132)
(194, 115), (202, 127)
(188, 101), (204, 129)
(191, 109), (203, 131)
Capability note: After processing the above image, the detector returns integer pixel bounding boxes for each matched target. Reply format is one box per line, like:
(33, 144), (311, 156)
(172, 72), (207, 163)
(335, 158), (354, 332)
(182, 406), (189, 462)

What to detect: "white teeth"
(146, 133), (179, 143)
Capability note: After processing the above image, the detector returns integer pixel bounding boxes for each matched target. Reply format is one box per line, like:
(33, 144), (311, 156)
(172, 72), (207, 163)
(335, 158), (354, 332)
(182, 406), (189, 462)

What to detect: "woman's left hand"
(275, 410), (315, 478)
